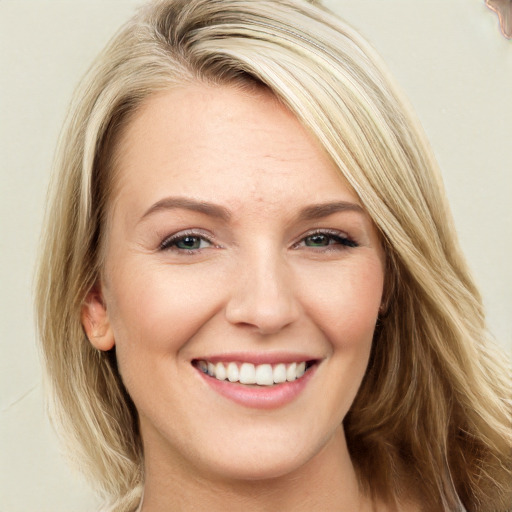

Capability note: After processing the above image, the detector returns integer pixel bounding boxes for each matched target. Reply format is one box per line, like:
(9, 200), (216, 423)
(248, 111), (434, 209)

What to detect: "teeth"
(273, 363), (287, 384)
(215, 362), (226, 381)
(286, 362), (297, 382)
(227, 362), (239, 382)
(197, 360), (311, 386)
(255, 364), (273, 386)
(239, 363), (256, 384)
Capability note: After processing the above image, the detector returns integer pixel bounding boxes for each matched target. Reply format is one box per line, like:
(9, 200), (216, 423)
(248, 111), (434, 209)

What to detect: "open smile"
(192, 357), (319, 409)
(193, 359), (316, 386)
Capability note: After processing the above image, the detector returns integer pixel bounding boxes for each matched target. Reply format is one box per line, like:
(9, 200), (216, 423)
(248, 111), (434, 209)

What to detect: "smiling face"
(82, 84), (385, 485)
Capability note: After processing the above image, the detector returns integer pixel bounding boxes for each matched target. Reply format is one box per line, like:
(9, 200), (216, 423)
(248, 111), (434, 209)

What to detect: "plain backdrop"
(1, 1), (510, 510)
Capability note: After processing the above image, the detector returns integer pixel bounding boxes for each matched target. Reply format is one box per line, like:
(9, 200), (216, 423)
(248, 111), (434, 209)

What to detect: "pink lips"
(194, 354), (318, 409)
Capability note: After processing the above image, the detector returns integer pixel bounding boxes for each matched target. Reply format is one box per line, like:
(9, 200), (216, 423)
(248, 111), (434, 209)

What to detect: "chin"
(205, 449), (313, 483)
(192, 424), (333, 484)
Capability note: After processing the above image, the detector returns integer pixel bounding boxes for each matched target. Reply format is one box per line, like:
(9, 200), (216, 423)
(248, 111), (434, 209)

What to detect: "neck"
(140, 426), (373, 512)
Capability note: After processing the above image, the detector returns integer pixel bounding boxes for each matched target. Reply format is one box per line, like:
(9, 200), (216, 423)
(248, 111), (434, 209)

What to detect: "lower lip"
(196, 365), (317, 409)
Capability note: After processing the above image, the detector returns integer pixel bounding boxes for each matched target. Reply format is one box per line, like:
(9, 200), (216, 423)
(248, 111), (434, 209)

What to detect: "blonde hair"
(35, 1), (512, 510)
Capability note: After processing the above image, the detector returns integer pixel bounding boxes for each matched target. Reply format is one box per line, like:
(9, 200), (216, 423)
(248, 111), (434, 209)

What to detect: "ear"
(81, 283), (115, 351)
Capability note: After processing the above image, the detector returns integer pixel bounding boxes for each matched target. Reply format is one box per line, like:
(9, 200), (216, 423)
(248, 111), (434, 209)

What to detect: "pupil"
(308, 234), (328, 246)
(178, 236), (200, 249)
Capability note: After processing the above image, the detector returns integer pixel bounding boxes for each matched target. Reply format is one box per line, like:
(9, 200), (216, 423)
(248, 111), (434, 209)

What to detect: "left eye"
(160, 234), (212, 251)
(299, 232), (357, 249)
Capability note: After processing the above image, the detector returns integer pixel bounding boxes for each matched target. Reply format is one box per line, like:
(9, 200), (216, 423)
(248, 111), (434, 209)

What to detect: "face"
(82, 85), (385, 483)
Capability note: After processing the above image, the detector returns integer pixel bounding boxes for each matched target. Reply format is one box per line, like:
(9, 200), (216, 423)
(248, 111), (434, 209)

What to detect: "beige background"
(1, 1), (510, 510)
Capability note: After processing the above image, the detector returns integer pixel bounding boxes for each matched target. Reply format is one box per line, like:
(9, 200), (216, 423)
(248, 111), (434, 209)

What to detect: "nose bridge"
(225, 243), (299, 335)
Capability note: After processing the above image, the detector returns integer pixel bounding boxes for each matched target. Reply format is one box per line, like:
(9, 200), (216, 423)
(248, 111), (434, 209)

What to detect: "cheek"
(300, 257), (384, 347)
(303, 259), (383, 418)
(105, 263), (224, 362)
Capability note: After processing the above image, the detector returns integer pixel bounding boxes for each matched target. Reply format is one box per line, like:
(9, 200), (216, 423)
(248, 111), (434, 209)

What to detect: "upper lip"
(192, 352), (321, 365)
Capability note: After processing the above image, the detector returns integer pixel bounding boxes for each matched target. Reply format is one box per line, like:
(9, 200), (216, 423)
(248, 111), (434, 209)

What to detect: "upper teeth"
(197, 360), (307, 386)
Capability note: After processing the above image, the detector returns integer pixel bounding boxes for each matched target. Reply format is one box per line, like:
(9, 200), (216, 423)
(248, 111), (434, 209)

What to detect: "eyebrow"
(140, 197), (363, 223)
(296, 201), (364, 221)
(141, 197), (232, 222)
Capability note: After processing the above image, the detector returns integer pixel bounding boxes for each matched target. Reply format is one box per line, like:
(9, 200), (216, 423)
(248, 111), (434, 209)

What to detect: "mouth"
(192, 359), (317, 387)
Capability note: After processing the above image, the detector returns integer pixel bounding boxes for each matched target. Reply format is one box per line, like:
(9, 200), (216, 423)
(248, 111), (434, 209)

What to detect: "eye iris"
(306, 234), (329, 247)
(177, 236), (201, 249)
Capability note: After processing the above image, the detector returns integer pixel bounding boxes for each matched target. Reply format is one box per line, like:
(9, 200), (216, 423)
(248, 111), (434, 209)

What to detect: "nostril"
(225, 307), (299, 336)
(224, 267), (300, 334)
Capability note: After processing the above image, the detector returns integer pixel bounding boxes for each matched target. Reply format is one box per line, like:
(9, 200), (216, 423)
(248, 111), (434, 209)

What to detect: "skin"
(82, 84), (386, 511)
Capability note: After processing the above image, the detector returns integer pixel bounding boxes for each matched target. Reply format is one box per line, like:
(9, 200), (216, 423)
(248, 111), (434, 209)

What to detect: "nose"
(225, 250), (300, 335)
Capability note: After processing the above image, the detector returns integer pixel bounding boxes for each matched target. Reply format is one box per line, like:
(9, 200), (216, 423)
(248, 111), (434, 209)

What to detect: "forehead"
(109, 84), (360, 218)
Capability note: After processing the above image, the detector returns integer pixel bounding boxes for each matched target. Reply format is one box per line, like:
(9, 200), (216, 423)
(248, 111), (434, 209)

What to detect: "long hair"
(35, 1), (512, 510)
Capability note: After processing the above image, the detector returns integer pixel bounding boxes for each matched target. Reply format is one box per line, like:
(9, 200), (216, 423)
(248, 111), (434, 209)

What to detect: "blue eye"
(300, 231), (357, 249)
(159, 233), (212, 252)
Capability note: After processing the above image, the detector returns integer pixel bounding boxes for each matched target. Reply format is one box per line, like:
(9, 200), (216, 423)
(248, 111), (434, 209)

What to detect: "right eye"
(159, 232), (213, 253)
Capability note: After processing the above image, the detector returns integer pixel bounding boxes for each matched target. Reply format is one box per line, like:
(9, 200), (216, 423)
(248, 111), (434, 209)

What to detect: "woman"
(35, 0), (511, 510)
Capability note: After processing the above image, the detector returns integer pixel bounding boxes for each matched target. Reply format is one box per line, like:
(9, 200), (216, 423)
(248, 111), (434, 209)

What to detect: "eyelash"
(293, 229), (358, 250)
(159, 230), (215, 253)
(159, 229), (358, 254)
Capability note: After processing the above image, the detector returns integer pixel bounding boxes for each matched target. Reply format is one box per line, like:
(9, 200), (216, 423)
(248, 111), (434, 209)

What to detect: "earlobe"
(81, 285), (115, 351)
